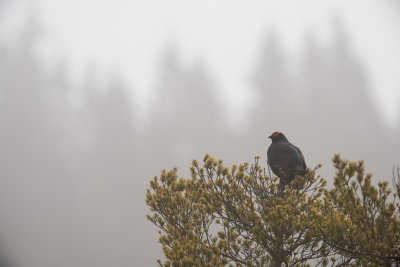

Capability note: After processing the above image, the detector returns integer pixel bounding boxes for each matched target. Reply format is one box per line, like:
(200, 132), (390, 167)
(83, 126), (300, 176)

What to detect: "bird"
(267, 132), (307, 186)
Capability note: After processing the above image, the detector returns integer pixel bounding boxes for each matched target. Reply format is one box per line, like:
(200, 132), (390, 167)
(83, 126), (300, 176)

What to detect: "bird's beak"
(268, 134), (272, 139)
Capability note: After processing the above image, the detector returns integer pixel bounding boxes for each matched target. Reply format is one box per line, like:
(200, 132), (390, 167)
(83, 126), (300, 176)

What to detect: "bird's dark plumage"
(267, 132), (307, 185)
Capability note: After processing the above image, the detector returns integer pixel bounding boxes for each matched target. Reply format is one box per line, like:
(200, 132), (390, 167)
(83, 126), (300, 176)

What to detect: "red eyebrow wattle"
(273, 132), (279, 136)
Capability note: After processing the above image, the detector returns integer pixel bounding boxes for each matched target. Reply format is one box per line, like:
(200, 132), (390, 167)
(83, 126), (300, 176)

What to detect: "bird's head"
(268, 131), (289, 143)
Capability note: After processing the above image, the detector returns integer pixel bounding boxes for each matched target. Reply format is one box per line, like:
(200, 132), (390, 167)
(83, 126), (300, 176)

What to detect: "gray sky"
(4, 0), (400, 125)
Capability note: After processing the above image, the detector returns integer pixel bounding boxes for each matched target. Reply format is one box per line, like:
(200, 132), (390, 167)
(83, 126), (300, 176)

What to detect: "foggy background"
(0, 0), (399, 266)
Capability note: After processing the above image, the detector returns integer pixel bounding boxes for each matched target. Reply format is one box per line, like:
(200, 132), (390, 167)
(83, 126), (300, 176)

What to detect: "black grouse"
(267, 132), (307, 185)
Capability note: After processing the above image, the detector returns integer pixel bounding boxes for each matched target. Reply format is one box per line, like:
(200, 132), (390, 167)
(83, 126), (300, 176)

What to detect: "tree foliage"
(321, 155), (400, 266)
(146, 155), (400, 266)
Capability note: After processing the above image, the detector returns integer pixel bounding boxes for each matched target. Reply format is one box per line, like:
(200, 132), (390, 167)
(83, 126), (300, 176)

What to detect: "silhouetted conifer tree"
(149, 46), (226, 168)
(252, 31), (294, 133)
(0, 14), (81, 267)
(78, 75), (139, 266)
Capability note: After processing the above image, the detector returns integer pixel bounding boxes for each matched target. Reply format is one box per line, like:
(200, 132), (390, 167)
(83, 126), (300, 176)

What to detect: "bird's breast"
(268, 144), (289, 164)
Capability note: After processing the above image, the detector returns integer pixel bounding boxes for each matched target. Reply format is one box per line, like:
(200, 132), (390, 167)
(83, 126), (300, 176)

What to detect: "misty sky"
(0, 1), (399, 267)
(3, 0), (400, 125)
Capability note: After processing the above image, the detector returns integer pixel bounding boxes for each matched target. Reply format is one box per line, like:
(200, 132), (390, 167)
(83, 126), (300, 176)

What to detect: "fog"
(0, 1), (399, 266)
